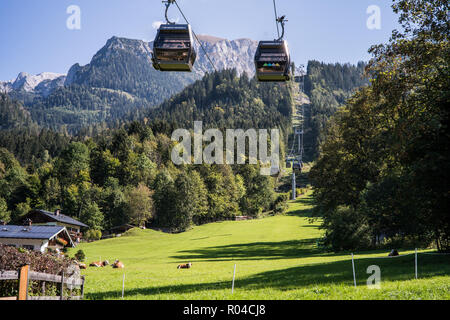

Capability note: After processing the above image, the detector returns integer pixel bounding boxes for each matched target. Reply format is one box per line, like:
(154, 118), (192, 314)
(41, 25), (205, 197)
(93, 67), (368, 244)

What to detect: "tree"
(80, 202), (104, 231)
(100, 177), (127, 229)
(55, 142), (90, 187)
(167, 171), (207, 232)
(0, 197), (11, 223)
(12, 202), (31, 223)
(126, 183), (153, 227)
(152, 171), (176, 227)
(310, 0), (450, 251)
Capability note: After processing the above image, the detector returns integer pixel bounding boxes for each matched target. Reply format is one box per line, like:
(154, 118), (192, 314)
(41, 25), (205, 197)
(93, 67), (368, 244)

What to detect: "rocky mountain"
(2, 35), (258, 98)
(0, 72), (66, 97)
(1, 35), (259, 132)
(194, 35), (258, 76)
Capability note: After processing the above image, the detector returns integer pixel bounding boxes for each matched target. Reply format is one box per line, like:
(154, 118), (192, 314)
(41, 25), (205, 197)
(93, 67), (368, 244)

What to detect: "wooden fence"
(0, 265), (85, 300)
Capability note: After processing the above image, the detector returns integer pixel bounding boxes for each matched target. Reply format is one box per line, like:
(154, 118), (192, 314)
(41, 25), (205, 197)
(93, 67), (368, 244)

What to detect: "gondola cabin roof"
(156, 24), (191, 32)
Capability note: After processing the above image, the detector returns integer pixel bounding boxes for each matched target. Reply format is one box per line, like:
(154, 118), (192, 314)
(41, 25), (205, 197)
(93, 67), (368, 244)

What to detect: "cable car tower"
(287, 66), (306, 200)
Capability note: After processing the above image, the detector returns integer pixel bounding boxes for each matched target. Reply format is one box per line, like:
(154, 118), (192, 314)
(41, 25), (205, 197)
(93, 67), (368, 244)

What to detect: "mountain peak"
(94, 37), (152, 63)
(196, 35), (226, 45)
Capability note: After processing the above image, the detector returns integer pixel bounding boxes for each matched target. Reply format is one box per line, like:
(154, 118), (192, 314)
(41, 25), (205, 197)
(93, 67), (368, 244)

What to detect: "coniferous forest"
(0, 71), (292, 237)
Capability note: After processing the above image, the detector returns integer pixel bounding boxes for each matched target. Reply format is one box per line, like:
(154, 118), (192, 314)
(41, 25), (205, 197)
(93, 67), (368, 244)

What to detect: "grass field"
(69, 192), (450, 300)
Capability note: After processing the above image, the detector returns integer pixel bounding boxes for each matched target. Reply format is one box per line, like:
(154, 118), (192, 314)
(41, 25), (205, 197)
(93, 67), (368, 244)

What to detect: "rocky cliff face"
(194, 35), (258, 76)
(1, 34), (258, 98)
(0, 72), (66, 97)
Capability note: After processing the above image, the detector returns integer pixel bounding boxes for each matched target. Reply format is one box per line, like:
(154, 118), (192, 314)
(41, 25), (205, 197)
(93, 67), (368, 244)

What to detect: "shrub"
(74, 250), (86, 262)
(272, 193), (289, 214)
(85, 229), (102, 241)
(289, 188), (303, 199)
(0, 244), (73, 297)
(321, 206), (372, 251)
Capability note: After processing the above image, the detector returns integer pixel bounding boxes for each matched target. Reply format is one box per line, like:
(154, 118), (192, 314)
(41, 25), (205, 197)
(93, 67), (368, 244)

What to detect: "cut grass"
(69, 192), (450, 300)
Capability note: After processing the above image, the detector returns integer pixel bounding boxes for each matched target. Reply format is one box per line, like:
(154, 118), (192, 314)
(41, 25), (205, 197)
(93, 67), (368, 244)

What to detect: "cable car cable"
(172, 0), (218, 72)
(273, 0), (280, 39)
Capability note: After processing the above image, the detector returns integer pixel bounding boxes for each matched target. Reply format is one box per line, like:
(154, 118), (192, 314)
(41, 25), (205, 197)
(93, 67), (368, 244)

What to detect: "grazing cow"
(388, 249), (399, 257)
(78, 263), (87, 270)
(112, 260), (124, 269)
(177, 262), (192, 269)
(89, 261), (108, 267)
(89, 261), (103, 267)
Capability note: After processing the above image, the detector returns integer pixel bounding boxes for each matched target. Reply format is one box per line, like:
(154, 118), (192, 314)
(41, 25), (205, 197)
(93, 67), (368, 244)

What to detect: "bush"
(85, 229), (102, 241)
(74, 250), (86, 262)
(0, 244), (73, 297)
(272, 193), (289, 214)
(289, 188), (303, 199)
(321, 206), (373, 251)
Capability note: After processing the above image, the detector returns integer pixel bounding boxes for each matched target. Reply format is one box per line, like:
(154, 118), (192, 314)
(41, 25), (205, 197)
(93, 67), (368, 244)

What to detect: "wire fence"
(79, 250), (450, 298)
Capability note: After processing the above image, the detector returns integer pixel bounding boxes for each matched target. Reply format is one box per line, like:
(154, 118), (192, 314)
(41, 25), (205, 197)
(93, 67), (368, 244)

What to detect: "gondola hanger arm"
(163, 0), (176, 24)
(276, 15), (287, 41)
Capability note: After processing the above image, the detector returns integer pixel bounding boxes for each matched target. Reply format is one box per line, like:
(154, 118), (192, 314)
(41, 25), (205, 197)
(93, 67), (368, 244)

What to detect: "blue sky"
(0, 0), (401, 80)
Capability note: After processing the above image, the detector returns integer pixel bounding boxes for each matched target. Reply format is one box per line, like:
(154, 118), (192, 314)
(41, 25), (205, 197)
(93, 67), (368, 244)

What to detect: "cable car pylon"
(287, 66), (306, 200)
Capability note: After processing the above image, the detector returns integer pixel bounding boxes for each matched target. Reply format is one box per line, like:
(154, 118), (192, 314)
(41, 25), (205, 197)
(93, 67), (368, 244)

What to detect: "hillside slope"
(70, 193), (450, 300)
(148, 69), (293, 134)
(303, 61), (368, 160)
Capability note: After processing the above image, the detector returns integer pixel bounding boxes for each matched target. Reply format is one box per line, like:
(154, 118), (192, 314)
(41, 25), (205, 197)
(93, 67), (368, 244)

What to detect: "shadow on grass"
(171, 239), (330, 262)
(190, 234), (233, 241)
(86, 254), (450, 299)
(286, 197), (315, 218)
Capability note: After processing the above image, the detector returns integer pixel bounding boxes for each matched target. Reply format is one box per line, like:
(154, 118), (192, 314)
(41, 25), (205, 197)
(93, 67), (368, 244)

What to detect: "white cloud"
(152, 21), (164, 29)
(152, 17), (181, 29)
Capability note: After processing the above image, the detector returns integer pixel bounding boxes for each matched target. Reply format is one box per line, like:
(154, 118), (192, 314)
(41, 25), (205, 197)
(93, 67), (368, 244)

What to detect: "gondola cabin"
(152, 24), (197, 72)
(254, 40), (291, 82)
(293, 161), (302, 172)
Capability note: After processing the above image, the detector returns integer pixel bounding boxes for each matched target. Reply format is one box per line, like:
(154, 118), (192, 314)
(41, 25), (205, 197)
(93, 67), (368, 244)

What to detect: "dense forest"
(310, 0), (449, 252)
(303, 61), (368, 160)
(0, 71), (291, 236)
(149, 69), (292, 131)
(0, 94), (35, 130)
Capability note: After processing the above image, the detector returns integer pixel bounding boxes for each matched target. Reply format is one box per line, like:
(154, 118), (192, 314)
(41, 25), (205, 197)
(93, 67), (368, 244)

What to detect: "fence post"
(60, 272), (65, 300)
(70, 278), (74, 299)
(351, 253), (357, 288)
(81, 276), (85, 300)
(122, 273), (125, 299)
(232, 264), (236, 294)
(42, 281), (46, 296)
(415, 248), (418, 279)
(18, 265), (30, 301)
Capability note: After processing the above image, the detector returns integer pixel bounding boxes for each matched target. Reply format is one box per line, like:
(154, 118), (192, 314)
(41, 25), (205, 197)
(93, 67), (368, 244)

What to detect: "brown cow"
(78, 263), (87, 269)
(89, 261), (105, 267)
(177, 262), (192, 269)
(112, 260), (124, 269)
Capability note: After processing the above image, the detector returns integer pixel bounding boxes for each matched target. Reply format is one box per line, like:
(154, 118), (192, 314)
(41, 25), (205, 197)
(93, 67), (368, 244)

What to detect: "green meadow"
(70, 192), (450, 300)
